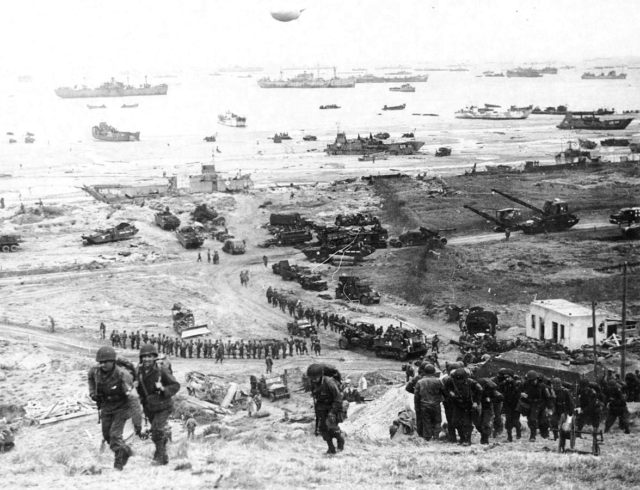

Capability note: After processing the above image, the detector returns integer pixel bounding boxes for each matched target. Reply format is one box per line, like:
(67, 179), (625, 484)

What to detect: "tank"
(81, 222), (138, 245)
(0, 234), (22, 252)
(154, 208), (181, 231)
(176, 226), (205, 249)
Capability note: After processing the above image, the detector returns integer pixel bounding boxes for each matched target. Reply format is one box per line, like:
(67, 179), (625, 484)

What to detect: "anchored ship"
(55, 77), (167, 98)
(355, 74), (429, 83)
(581, 70), (627, 80)
(389, 83), (415, 92)
(325, 132), (424, 156)
(455, 104), (532, 120)
(258, 69), (355, 88)
(92, 122), (140, 142)
(557, 112), (634, 130)
(218, 111), (247, 127)
(506, 68), (543, 78)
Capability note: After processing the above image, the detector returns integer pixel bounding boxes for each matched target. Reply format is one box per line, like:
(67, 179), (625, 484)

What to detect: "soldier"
(129, 331), (136, 350)
(520, 370), (552, 441)
(263, 255), (268, 267)
(604, 379), (630, 434)
(444, 368), (481, 446)
(495, 369), (522, 442)
(576, 379), (604, 434)
(136, 344), (181, 465)
(474, 378), (502, 444)
(414, 364), (445, 441)
(404, 363), (415, 383)
(135, 330), (141, 350)
(186, 416), (197, 440)
(441, 362), (462, 442)
(265, 354), (273, 374)
(550, 378), (574, 440)
(88, 346), (142, 470)
(431, 334), (440, 354)
(215, 343), (225, 363)
(122, 330), (128, 349)
(99, 321), (106, 340)
(207, 249), (211, 264)
(307, 364), (345, 454)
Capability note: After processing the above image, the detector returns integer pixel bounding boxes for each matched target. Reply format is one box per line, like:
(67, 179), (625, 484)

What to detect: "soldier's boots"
(506, 431), (513, 442)
(326, 441), (337, 454)
(553, 430), (559, 441)
(336, 434), (345, 452)
(480, 433), (489, 445)
(114, 446), (132, 471)
(515, 427), (522, 439)
(152, 440), (169, 465)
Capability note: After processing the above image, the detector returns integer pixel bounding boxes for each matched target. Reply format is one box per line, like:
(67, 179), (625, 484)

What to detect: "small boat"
(579, 139), (598, 149)
(121, 103), (139, 108)
(389, 83), (415, 92)
(271, 132), (291, 143)
(374, 132), (390, 140)
(302, 135), (317, 141)
(600, 138), (630, 147)
(581, 70), (627, 80)
(557, 112), (634, 130)
(24, 135), (35, 144)
(435, 147), (451, 157)
(401, 132), (415, 138)
(203, 135), (217, 142)
(87, 104), (106, 109)
(531, 105), (568, 115)
(218, 111), (247, 127)
(455, 104), (532, 120)
(358, 152), (388, 162)
(92, 122), (140, 142)
(319, 104), (341, 109)
(382, 103), (406, 111)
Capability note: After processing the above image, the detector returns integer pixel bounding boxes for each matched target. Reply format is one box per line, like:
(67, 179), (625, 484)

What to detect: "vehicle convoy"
(272, 260), (328, 290)
(335, 275), (381, 305)
(372, 327), (428, 360)
(389, 226), (449, 248)
(490, 188), (579, 234)
(176, 226), (205, 249)
(463, 204), (523, 232)
(82, 222), (138, 245)
(154, 207), (181, 231)
(0, 234), (22, 252)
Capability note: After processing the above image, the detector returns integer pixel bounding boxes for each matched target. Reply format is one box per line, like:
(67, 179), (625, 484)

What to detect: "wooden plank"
(39, 411), (95, 425)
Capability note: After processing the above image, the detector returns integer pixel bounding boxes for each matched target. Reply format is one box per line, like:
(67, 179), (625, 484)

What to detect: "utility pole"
(592, 301), (598, 380)
(621, 262), (628, 377)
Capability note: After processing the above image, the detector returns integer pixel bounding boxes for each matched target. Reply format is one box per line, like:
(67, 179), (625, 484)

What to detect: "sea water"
(0, 67), (639, 205)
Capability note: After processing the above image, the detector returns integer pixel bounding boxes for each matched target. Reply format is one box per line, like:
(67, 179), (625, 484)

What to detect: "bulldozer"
(335, 276), (380, 305)
(491, 188), (579, 234)
(463, 204), (523, 232)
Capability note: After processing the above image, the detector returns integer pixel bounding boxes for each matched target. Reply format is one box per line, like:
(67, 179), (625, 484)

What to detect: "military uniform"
(414, 366), (445, 440)
(308, 365), (345, 454)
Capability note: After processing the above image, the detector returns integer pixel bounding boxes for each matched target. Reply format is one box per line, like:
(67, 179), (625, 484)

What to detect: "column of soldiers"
(406, 362), (634, 446)
(108, 328), (317, 361)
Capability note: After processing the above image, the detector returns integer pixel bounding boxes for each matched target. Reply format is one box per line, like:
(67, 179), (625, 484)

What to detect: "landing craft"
(270, 8), (305, 22)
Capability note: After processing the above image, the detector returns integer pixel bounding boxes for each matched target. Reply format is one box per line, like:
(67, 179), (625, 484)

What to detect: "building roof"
(531, 299), (611, 318)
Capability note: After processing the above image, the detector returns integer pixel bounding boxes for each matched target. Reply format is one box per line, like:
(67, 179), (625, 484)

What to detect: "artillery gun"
(338, 322), (377, 350)
(287, 320), (317, 338)
(335, 275), (380, 305)
(0, 234), (22, 252)
(372, 327), (428, 361)
(463, 204), (523, 232)
(154, 207), (181, 231)
(389, 226), (449, 248)
(491, 188), (579, 234)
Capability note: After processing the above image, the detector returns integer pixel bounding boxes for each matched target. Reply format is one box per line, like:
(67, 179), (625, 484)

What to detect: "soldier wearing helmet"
(441, 362), (463, 443)
(494, 369), (522, 442)
(549, 377), (574, 440)
(443, 368), (482, 445)
(307, 364), (345, 454)
(136, 343), (181, 465)
(88, 346), (138, 470)
(414, 364), (445, 441)
(474, 378), (502, 444)
(520, 370), (552, 441)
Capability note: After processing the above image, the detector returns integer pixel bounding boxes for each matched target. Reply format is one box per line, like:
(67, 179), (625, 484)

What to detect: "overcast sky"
(2, 0), (638, 77)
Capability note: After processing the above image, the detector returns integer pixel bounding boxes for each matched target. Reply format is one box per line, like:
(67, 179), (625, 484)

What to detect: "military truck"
(222, 239), (246, 254)
(298, 274), (328, 291)
(154, 208), (181, 231)
(176, 226), (205, 249)
(259, 229), (313, 248)
(0, 235), (22, 252)
(334, 213), (380, 227)
(372, 329), (428, 361)
(82, 222), (138, 245)
(335, 276), (381, 305)
(465, 306), (498, 337)
(287, 320), (317, 338)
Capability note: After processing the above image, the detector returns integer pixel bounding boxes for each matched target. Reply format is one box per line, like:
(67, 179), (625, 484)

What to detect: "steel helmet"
(422, 363), (436, 375)
(139, 343), (158, 359)
(498, 368), (514, 378)
(96, 346), (116, 362)
(306, 364), (324, 378)
(452, 368), (468, 380)
(525, 370), (539, 381)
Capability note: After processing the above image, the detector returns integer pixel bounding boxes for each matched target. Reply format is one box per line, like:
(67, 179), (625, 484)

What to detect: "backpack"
(320, 364), (342, 386)
(116, 357), (137, 379)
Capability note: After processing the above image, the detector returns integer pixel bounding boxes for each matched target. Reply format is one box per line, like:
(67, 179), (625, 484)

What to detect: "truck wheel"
(338, 338), (348, 349)
(1, 245), (9, 252)
(440, 237), (448, 245)
(374, 349), (382, 357)
(360, 295), (370, 305)
(406, 239), (414, 246)
(399, 351), (408, 361)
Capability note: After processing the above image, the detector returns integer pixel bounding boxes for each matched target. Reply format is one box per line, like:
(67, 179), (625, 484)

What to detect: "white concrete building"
(526, 299), (635, 350)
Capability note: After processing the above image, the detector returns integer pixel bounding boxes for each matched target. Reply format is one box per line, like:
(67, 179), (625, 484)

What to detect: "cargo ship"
(92, 122), (140, 142)
(455, 104), (532, 120)
(325, 132), (424, 156)
(258, 69), (355, 88)
(355, 74), (429, 83)
(556, 112), (634, 130)
(55, 77), (167, 98)
(218, 111), (247, 127)
(506, 68), (543, 78)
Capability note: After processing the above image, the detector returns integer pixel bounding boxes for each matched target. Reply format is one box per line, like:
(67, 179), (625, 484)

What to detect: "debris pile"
(23, 398), (95, 425)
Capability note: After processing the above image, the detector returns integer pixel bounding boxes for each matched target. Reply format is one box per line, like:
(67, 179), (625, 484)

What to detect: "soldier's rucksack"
(116, 356), (137, 379)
